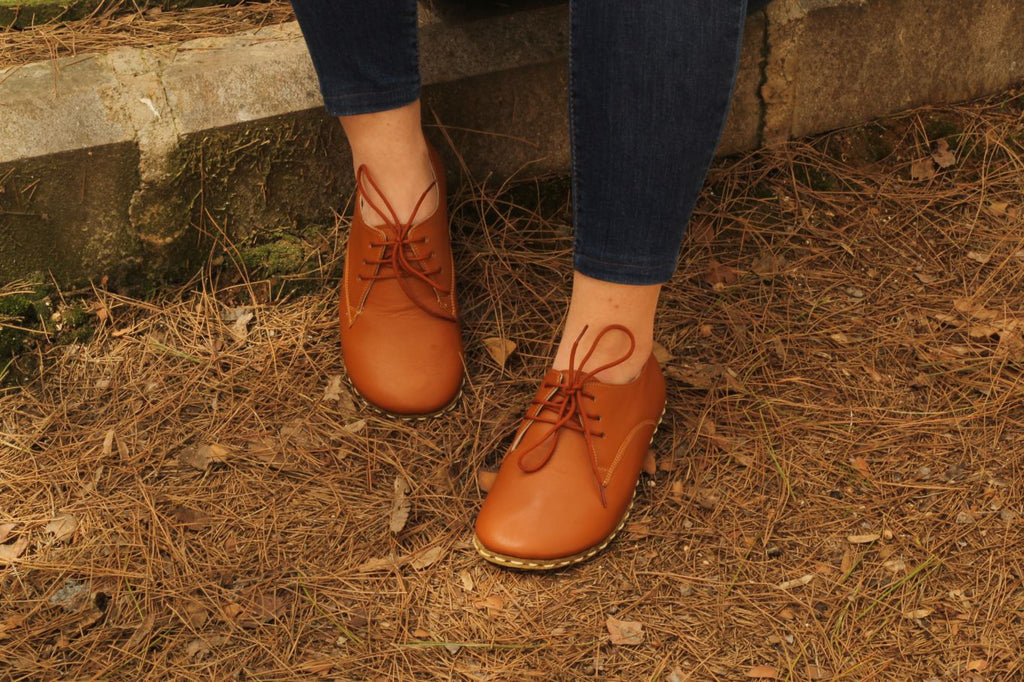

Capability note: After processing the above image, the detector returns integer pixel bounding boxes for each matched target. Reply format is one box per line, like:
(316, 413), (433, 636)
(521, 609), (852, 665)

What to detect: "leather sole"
(472, 408), (664, 570)
(346, 376), (464, 422)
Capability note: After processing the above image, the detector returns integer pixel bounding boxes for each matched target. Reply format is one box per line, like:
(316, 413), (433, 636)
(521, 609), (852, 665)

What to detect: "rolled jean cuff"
(321, 84), (421, 118)
(573, 252), (675, 286)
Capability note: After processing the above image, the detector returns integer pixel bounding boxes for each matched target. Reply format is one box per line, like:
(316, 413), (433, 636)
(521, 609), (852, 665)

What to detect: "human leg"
(292, 1), (462, 416)
(475, 0), (756, 568)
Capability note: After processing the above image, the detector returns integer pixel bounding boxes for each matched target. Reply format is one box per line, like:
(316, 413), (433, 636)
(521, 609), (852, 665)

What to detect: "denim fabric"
(292, 1), (770, 284)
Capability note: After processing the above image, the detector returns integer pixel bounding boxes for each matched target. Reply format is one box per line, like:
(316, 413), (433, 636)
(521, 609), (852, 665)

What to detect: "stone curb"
(1, 0), (1023, 287)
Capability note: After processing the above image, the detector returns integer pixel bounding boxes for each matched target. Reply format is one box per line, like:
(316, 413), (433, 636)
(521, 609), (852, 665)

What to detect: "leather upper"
(339, 146), (463, 415)
(474, 350), (666, 561)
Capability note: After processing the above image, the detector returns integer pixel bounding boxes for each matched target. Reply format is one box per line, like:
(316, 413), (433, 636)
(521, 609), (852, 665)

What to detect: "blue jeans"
(292, 0), (769, 285)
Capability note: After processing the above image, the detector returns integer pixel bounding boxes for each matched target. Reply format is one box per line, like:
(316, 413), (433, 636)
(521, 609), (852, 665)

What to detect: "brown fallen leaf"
(322, 375), (344, 402)
(0, 523), (14, 545)
(357, 555), (398, 573)
(747, 665), (778, 679)
(183, 602), (208, 629)
(652, 341), (673, 363)
(169, 505), (211, 531)
(805, 664), (831, 680)
(472, 594), (504, 617)
(966, 660), (989, 673)
(704, 259), (741, 287)
(965, 250), (992, 265)
(914, 271), (938, 285)
(751, 252), (786, 279)
(777, 574), (815, 590)
(224, 308), (254, 342)
(389, 477), (412, 534)
(983, 200), (1019, 222)
(483, 337), (516, 368)
(605, 616), (644, 646)
(931, 138), (956, 169)
(903, 607), (933, 619)
(847, 533), (881, 544)
(180, 443), (230, 471)
(910, 157), (936, 181)
(186, 634), (229, 659)
(409, 545), (445, 570)
(102, 429), (115, 457)
(124, 612), (156, 650)
(642, 451), (658, 476)
(459, 569), (474, 592)
(477, 470), (497, 493)
(850, 457), (872, 480)
(44, 513), (79, 543)
(0, 536), (29, 565)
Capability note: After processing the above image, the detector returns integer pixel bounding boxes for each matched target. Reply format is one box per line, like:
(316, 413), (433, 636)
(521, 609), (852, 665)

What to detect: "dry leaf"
(805, 664), (830, 680)
(224, 308), (254, 342)
(389, 477), (412, 533)
(184, 602), (208, 629)
(931, 139), (956, 168)
(180, 443), (230, 471)
(746, 665), (778, 679)
(0, 536), (29, 565)
(44, 513), (78, 543)
(409, 546), (445, 570)
(605, 616), (644, 645)
(459, 570), (474, 592)
(322, 375), (344, 402)
(652, 341), (673, 363)
(357, 556), (397, 573)
(342, 419), (366, 434)
(777, 573), (815, 590)
(642, 451), (658, 476)
(966, 660), (988, 672)
(903, 607), (933, 619)
(914, 271), (938, 285)
(850, 457), (872, 480)
(965, 250), (992, 265)
(0, 524), (13, 545)
(186, 634), (229, 659)
(483, 337), (517, 368)
(477, 470), (497, 493)
(125, 612), (156, 650)
(751, 252), (786, 278)
(847, 533), (880, 544)
(704, 259), (741, 287)
(169, 505), (211, 531)
(102, 429), (115, 457)
(910, 157), (936, 181)
(472, 594), (504, 616)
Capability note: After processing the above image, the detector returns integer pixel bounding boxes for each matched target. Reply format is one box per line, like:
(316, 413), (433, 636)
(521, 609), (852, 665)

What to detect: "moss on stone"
(240, 236), (306, 276)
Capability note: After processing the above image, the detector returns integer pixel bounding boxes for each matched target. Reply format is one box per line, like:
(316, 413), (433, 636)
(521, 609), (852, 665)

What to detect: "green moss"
(240, 236), (306, 276)
(0, 282), (50, 359)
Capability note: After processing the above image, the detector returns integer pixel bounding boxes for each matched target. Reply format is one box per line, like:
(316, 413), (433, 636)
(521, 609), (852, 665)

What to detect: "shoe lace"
(354, 165), (456, 322)
(516, 324), (636, 507)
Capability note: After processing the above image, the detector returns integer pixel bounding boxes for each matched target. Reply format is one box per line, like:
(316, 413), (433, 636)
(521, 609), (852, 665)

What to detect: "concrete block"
(721, 10), (767, 155)
(0, 144), (141, 285)
(763, 0), (1024, 141)
(0, 56), (131, 163)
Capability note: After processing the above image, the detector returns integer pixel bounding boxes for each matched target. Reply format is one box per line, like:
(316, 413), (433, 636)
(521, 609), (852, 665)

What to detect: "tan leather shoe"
(339, 146), (463, 417)
(473, 325), (666, 569)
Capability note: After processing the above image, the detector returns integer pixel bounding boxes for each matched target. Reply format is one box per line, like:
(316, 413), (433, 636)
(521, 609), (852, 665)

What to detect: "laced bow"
(354, 165), (455, 321)
(516, 325), (636, 507)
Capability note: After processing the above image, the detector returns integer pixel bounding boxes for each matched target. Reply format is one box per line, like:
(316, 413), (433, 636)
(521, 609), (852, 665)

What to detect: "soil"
(1, 92), (1023, 679)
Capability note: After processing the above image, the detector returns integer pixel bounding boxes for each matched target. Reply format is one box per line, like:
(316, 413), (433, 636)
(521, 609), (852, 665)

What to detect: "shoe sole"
(472, 408), (665, 571)
(346, 376), (464, 422)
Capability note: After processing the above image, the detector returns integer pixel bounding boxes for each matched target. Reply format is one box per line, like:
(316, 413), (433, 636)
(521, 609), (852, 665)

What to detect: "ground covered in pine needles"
(2, 91), (1023, 680)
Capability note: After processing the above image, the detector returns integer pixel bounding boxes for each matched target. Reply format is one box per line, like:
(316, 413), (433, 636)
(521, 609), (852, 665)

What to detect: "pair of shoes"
(340, 152), (665, 568)
(339, 145), (463, 418)
(473, 325), (666, 570)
